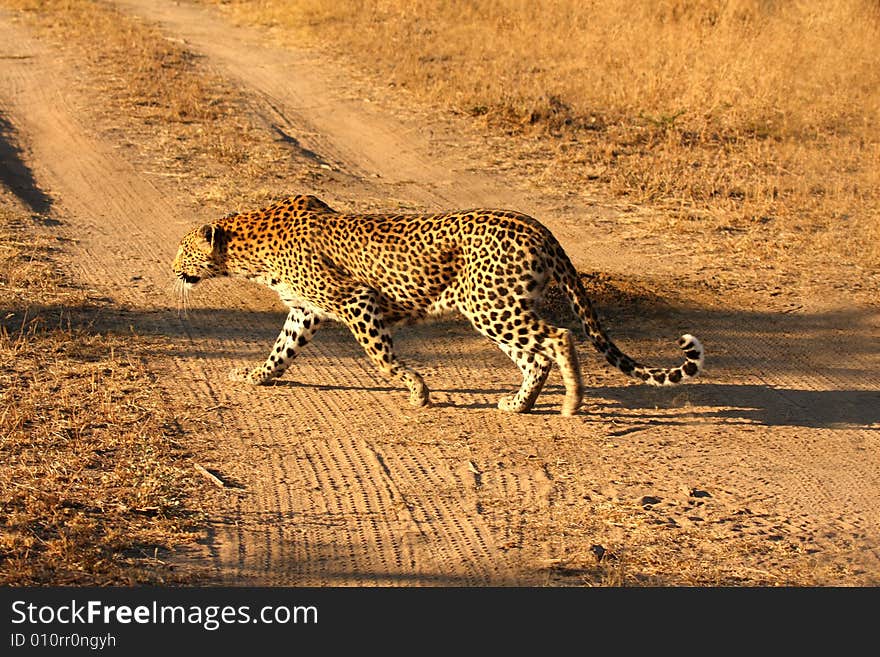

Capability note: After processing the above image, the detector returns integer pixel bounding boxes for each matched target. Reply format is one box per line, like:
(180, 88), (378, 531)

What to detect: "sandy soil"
(1, 0), (878, 585)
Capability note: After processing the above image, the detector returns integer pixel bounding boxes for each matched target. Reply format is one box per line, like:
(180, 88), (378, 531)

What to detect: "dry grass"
(6, 1), (227, 124)
(0, 0), (316, 586)
(0, 0), (315, 586)
(0, 0), (273, 585)
(209, 0), (880, 268)
(4, 0), (318, 212)
(0, 199), (202, 585)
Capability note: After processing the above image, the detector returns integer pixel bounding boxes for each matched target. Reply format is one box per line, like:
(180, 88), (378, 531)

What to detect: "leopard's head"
(172, 224), (228, 289)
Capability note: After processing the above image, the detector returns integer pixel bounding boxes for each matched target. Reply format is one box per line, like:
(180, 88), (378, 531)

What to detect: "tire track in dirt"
(679, 307), (880, 570)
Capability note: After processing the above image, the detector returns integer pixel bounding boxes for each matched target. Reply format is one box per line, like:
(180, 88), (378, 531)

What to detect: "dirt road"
(1, 0), (878, 585)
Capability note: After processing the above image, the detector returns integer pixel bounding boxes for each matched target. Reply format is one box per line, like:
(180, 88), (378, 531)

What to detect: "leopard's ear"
(197, 224), (224, 252)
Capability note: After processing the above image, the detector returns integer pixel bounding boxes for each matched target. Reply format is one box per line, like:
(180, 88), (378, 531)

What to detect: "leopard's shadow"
(7, 298), (878, 431)
(262, 378), (521, 411)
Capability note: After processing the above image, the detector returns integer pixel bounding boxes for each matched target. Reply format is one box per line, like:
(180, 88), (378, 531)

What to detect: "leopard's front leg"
(338, 286), (430, 407)
(229, 307), (320, 385)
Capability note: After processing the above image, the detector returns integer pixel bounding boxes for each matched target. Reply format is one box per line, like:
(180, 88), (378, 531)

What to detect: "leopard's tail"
(555, 265), (704, 386)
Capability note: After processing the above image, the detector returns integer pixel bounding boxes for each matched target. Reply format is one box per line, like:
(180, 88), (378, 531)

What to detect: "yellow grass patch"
(209, 0), (880, 266)
(0, 201), (202, 585)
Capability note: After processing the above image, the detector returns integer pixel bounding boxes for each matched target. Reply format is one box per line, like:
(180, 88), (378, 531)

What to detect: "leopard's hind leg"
(495, 343), (553, 413)
(464, 303), (583, 415)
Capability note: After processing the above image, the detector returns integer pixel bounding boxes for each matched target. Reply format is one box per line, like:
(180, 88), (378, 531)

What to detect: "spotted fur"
(172, 194), (704, 415)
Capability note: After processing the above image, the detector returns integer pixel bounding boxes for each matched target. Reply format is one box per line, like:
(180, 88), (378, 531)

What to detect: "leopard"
(172, 194), (704, 416)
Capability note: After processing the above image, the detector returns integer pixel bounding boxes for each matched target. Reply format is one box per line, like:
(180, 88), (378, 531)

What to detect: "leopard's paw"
(228, 366), (272, 385)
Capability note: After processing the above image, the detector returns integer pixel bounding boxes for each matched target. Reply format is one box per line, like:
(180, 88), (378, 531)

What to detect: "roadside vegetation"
(4, 0), (318, 211)
(208, 0), (880, 269)
(0, 0), (326, 585)
(0, 195), (201, 585)
(0, 0), (243, 584)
